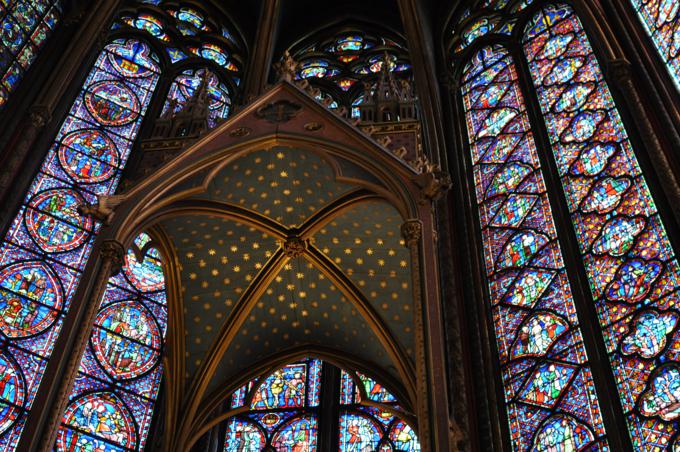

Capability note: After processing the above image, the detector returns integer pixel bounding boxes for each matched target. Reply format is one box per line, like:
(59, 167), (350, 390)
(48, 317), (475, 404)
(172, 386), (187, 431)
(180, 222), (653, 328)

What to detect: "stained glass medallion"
(523, 3), (680, 449)
(56, 233), (168, 451)
(223, 361), (419, 451)
(0, 38), (159, 449)
(460, 44), (607, 449)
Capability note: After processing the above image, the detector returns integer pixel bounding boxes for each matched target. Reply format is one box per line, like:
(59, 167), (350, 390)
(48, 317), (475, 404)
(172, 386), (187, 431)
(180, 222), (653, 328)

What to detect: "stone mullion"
(0, 0), (123, 219)
(242, 0), (282, 102)
(23, 240), (125, 452)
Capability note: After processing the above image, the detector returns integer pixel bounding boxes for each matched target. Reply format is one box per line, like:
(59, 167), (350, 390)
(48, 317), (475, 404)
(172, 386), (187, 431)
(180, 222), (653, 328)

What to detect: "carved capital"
(283, 237), (307, 258)
(607, 58), (633, 86)
(101, 240), (125, 275)
(401, 220), (422, 245)
(28, 105), (51, 128)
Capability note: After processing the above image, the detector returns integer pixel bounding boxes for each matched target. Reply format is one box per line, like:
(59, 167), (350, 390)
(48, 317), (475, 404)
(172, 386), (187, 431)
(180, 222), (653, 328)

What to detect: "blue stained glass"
(630, 0), (680, 90)
(460, 44), (607, 449)
(56, 233), (168, 451)
(0, 39), (159, 449)
(0, 0), (62, 108)
(523, 4), (680, 449)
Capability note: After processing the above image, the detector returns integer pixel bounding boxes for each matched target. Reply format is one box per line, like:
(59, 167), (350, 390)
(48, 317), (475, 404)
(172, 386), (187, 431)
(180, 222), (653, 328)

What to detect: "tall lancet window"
(55, 232), (168, 452)
(0, 0), (62, 107)
(524, 4), (680, 448)
(0, 38), (159, 449)
(0, 0), (245, 448)
(629, 0), (680, 89)
(460, 44), (608, 450)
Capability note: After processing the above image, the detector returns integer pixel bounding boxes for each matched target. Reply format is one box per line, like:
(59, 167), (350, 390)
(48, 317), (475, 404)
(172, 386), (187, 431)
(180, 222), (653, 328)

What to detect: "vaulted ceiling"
(159, 145), (415, 393)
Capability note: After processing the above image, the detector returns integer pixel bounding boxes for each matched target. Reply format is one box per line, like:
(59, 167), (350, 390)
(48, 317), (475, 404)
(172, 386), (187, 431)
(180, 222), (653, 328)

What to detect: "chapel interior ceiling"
(158, 144), (415, 393)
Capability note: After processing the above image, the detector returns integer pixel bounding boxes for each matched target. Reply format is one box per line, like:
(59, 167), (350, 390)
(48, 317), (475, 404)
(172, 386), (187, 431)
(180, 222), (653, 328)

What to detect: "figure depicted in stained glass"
(56, 233), (168, 451)
(223, 361), (419, 451)
(523, 4), (680, 446)
(459, 43), (607, 449)
(0, 38), (159, 448)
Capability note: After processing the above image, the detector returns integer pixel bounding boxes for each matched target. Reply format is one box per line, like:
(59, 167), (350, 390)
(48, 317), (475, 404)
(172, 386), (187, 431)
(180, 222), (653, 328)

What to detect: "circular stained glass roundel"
(84, 80), (140, 126)
(0, 353), (26, 435)
(91, 301), (161, 380)
(58, 129), (120, 184)
(24, 189), (93, 253)
(57, 392), (138, 451)
(0, 261), (63, 338)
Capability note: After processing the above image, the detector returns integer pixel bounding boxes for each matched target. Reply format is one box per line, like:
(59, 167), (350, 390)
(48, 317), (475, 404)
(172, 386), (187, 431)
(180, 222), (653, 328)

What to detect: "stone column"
(242, 0), (281, 102)
(34, 240), (125, 452)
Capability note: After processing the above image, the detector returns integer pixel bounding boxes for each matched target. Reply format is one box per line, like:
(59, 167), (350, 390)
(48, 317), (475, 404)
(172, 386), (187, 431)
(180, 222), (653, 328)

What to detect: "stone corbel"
(78, 194), (126, 225)
(400, 219), (422, 246)
(413, 170), (452, 204)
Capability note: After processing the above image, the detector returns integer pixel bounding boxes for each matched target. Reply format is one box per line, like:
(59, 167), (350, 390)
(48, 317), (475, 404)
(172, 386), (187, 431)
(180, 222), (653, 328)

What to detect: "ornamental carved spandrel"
(255, 100), (303, 123)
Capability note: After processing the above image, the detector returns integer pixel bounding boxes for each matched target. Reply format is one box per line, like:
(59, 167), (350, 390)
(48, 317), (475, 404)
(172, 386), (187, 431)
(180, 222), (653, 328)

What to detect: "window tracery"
(223, 359), (420, 452)
(452, 0), (680, 450)
(289, 29), (413, 118)
(0, 0), (61, 108)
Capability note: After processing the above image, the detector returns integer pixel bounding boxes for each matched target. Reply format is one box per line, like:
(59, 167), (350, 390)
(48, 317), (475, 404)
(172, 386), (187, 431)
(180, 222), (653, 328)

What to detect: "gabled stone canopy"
(99, 82), (429, 427)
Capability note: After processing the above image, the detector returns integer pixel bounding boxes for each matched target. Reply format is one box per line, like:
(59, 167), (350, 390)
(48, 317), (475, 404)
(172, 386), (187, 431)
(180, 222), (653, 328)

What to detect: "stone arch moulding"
(72, 81), (452, 452)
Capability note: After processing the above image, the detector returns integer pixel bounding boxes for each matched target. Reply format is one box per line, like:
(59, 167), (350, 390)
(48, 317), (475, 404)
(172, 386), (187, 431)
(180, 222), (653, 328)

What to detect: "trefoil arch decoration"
(286, 27), (414, 119)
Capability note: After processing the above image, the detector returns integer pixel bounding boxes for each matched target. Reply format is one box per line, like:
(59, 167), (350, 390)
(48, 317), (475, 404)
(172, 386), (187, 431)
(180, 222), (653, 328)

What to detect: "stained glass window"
(460, 43), (608, 450)
(112, 1), (242, 129)
(630, 0), (680, 89)
(523, 3), (680, 449)
(0, 0), (61, 107)
(289, 30), (413, 118)
(338, 370), (419, 451)
(0, 38), (159, 449)
(223, 360), (419, 452)
(224, 358), (321, 451)
(55, 232), (167, 451)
